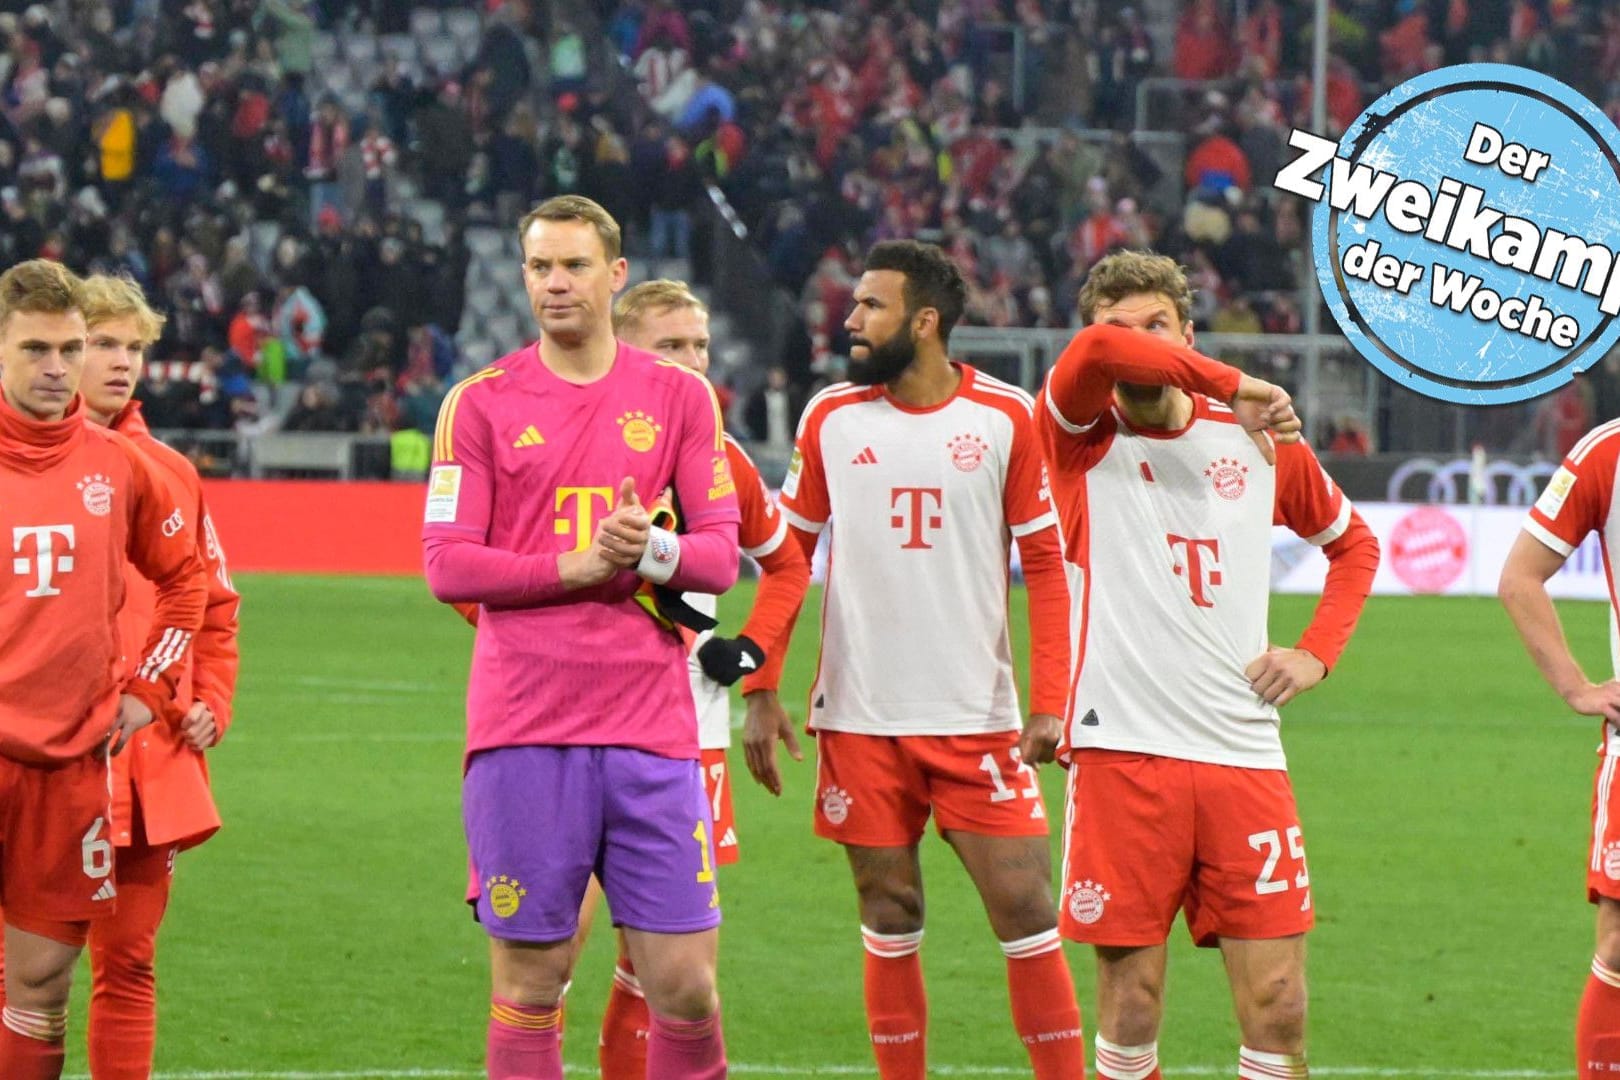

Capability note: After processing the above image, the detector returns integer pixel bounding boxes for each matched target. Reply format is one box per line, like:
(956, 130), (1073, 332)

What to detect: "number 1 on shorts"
(693, 820), (715, 883)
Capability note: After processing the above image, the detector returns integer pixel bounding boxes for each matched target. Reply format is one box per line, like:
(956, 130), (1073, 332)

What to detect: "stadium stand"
(5, 0), (1619, 468)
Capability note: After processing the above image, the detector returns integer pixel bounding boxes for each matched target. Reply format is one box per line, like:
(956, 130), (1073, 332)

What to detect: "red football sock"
(1095, 1034), (1161, 1080)
(88, 839), (172, 1080)
(0, 1006), (67, 1080)
(645, 1008), (726, 1080)
(599, 956), (650, 1080)
(1238, 1045), (1308, 1079)
(1581, 956), (1620, 1078)
(1002, 930), (1085, 1079)
(862, 926), (927, 1080)
(488, 996), (562, 1080)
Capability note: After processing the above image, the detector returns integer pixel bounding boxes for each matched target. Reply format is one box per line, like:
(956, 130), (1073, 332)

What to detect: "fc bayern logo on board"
(77, 473), (115, 516)
(1204, 457), (1248, 501)
(947, 433), (989, 473)
(820, 786), (852, 826)
(1066, 879), (1110, 925)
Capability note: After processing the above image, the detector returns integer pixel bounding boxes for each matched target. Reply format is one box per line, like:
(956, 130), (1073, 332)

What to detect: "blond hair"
(1078, 250), (1194, 328)
(0, 259), (83, 329)
(614, 279), (707, 334)
(78, 273), (167, 345)
(518, 194), (623, 260)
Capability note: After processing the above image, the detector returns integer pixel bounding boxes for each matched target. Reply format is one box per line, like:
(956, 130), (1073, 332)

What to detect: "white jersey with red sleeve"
(778, 364), (1057, 736)
(1525, 418), (1620, 676)
(688, 433), (793, 750)
(1039, 394), (1352, 770)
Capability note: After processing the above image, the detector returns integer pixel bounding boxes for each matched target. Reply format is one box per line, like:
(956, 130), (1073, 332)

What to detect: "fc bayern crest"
(1066, 879), (1111, 925)
(947, 432), (989, 472)
(1204, 457), (1249, 501)
(820, 785), (852, 826)
(77, 473), (115, 516)
(1605, 841), (1620, 881)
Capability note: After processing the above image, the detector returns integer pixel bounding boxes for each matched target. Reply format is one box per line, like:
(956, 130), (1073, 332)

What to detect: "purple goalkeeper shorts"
(462, 745), (721, 941)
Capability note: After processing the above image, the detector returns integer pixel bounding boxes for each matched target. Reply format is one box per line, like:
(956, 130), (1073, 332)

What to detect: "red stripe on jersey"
(1140, 461), (1154, 483)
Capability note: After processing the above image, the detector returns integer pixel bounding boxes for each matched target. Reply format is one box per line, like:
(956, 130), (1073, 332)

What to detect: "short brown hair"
(518, 195), (623, 261)
(614, 279), (706, 334)
(0, 259), (83, 330)
(864, 240), (967, 345)
(79, 273), (167, 345)
(1077, 250), (1193, 328)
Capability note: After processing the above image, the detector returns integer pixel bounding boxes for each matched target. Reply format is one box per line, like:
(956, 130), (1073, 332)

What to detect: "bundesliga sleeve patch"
(424, 465), (463, 523)
(782, 449), (803, 499)
(1536, 465), (1577, 520)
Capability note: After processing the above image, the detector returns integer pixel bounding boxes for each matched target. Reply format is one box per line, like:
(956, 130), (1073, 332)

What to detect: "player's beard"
(847, 328), (916, 386)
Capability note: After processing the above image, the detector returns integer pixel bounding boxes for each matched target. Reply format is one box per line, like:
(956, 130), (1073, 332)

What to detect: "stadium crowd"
(9, 0), (1620, 453)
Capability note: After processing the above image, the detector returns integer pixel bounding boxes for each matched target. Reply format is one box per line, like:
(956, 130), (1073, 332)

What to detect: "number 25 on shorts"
(1249, 825), (1310, 909)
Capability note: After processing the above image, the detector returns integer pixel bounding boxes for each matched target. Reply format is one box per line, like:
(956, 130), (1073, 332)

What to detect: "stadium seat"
(445, 10), (482, 45)
(466, 228), (505, 260)
(311, 35), (338, 66)
(485, 314), (521, 352)
(467, 286), (500, 319)
(420, 36), (460, 76)
(379, 33), (417, 63)
(250, 433), (367, 480)
(460, 339), (497, 369)
(342, 34), (378, 64)
(410, 9), (445, 39)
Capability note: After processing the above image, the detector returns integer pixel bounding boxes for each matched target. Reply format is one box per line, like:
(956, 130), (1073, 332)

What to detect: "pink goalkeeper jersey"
(422, 341), (740, 760)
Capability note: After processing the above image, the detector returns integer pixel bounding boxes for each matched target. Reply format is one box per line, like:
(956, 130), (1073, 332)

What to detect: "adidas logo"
(851, 446), (878, 465)
(737, 653), (757, 671)
(719, 826), (739, 847)
(512, 425), (546, 449)
(92, 880), (117, 902)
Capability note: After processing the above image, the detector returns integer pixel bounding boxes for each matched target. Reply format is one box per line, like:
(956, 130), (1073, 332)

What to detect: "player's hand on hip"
(1244, 646), (1327, 706)
(1565, 681), (1620, 725)
(742, 689), (801, 796)
(1018, 713), (1062, 765)
(109, 693), (155, 755)
(182, 701), (220, 750)
(1230, 376), (1303, 465)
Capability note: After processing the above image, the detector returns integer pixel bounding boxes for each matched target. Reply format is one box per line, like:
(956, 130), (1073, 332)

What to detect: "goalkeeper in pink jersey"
(422, 196), (740, 1080)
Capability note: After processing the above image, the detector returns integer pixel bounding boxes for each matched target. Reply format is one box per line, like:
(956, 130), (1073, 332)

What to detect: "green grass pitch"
(72, 574), (1609, 1077)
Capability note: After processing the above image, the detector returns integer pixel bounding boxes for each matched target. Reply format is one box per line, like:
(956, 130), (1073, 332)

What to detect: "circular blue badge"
(1309, 63), (1620, 404)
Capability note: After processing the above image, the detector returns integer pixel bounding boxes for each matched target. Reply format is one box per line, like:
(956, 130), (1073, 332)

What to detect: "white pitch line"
(82, 1065), (1570, 1079)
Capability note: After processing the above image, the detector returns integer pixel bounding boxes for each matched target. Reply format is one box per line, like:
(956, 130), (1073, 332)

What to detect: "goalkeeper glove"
(696, 634), (765, 686)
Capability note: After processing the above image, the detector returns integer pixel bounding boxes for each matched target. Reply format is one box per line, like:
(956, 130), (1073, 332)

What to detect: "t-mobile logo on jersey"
(553, 486), (614, 553)
(890, 487), (943, 549)
(12, 525), (76, 598)
(1166, 533), (1222, 608)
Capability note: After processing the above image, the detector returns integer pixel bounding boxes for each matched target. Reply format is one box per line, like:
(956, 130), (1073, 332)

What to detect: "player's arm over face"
(1043, 322), (1244, 429)
(120, 439), (210, 721)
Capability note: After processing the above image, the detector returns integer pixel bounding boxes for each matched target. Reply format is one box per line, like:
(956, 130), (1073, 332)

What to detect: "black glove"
(696, 634), (766, 686)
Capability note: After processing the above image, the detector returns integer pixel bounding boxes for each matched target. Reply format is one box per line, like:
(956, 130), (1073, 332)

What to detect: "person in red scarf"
(0, 260), (207, 1079)
(59, 274), (237, 1079)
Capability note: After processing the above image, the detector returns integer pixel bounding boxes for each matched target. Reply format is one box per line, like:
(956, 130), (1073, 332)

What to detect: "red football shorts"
(701, 748), (738, 867)
(1060, 750), (1314, 948)
(1586, 751), (1620, 903)
(0, 752), (116, 945)
(813, 730), (1049, 846)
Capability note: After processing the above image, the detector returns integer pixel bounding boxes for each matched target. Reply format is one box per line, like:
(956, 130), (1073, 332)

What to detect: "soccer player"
(768, 239), (1086, 1079)
(0, 259), (208, 1079)
(422, 196), (740, 1080)
(77, 273), (239, 1078)
(577, 278), (810, 1078)
(1499, 418), (1620, 1079)
(1034, 251), (1380, 1080)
